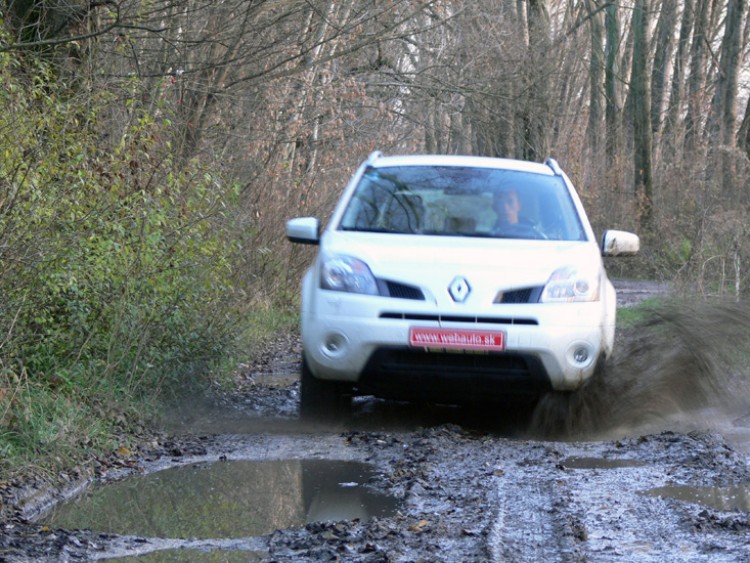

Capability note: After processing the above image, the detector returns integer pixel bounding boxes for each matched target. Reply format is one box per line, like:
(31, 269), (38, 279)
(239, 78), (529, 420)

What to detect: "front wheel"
(299, 356), (352, 423)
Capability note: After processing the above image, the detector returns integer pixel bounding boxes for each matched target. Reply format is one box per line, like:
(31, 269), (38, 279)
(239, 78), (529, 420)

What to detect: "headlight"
(541, 266), (600, 302)
(320, 255), (378, 295)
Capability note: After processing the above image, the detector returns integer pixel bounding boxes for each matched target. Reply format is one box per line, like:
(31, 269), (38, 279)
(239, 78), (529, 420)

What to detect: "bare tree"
(2, 0), (117, 50)
(664, 0), (695, 155)
(739, 94), (750, 161)
(585, 0), (604, 155)
(631, 0), (654, 230)
(650, 0), (678, 141)
(684, 0), (713, 151)
(706, 0), (747, 199)
(9, 0), (750, 285)
(604, 0), (623, 165)
(522, 0), (553, 160)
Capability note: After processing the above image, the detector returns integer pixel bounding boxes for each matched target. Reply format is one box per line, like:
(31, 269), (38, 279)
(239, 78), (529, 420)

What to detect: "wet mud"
(3, 284), (750, 561)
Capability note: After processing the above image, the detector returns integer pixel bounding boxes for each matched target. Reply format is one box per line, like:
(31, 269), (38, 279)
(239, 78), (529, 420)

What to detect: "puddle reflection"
(561, 457), (647, 470)
(43, 459), (400, 539)
(108, 549), (263, 562)
(644, 483), (750, 512)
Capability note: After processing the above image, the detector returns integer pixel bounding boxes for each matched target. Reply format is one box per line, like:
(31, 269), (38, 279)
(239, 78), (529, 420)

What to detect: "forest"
(0, 0), (749, 469)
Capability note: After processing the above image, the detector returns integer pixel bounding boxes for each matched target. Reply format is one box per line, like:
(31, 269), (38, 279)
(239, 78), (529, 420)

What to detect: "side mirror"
(287, 217), (321, 245)
(601, 230), (639, 256)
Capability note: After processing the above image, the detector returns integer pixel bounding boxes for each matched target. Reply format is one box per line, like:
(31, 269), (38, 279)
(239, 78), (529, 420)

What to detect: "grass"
(616, 297), (667, 330)
(0, 303), (300, 481)
(1, 380), (120, 478)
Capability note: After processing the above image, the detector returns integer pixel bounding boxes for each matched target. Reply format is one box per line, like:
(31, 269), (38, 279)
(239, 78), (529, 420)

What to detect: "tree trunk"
(664, 0), (695, 155)
(604, 1), (622, 164)
(585, 0), (604, 156)
(650, 0), (677, 139)
(684, 0), (712, 152)
(707, 0), (746, 199)
(522, 0), (552, 161)
(738, 94), (750, 161)
(631, 0), (653, 232)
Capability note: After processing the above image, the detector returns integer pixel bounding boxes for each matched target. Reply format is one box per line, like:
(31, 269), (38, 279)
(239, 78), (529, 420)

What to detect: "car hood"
(321, 231), (604, 305)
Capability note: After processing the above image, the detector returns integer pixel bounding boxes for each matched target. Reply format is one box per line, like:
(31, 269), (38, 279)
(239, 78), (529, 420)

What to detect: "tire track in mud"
(8, 285), (750, 561)
(484, 440), (588, 562)
(484, 434), (750, 563)
(489, 474), (577, 561)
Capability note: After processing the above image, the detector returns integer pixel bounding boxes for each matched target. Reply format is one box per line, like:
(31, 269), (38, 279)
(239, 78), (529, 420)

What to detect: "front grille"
(498, 286), (544, 303)
(383, 280), (424, 300)
(356, 348), (551, 402)
(373, 348), (530, 376)
(377, 282), (543, 304)
(379, 312), (538, 325)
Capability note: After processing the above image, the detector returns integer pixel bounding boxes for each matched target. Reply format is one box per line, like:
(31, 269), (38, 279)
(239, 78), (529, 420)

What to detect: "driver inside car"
(494, 188), (522, 227)
(492, 188), (544, 238)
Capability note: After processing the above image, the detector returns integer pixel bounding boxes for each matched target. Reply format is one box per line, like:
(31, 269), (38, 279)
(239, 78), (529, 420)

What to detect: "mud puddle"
(559, 456), (648, 469)
(108, 549), (263, 562)
(43, 459), (400, 538)
(8, 291), (750, 561)
(644, 483), (750, 512)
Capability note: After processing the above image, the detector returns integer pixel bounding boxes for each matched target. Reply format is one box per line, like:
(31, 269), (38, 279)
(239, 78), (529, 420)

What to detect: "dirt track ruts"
(3, 280), (750, 562)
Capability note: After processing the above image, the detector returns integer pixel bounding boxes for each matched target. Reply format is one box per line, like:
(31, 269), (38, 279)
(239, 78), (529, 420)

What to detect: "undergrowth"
(0, 304), (298, 479)
(0, 41), (295, 479)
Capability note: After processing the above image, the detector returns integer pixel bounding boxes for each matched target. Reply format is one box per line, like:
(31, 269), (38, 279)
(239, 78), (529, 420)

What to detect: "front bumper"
(302, 289), (612, 396)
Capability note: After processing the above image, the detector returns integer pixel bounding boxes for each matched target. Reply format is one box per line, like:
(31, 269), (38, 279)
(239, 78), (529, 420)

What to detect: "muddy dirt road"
(3, 283), (750, 562)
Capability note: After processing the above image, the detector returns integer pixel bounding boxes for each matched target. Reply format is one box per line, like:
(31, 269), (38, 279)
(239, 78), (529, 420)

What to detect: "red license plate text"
(409, 327), (505, 351)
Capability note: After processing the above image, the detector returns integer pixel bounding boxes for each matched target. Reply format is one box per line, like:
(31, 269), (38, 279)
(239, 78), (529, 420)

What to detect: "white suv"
(287, 152), (639, 419)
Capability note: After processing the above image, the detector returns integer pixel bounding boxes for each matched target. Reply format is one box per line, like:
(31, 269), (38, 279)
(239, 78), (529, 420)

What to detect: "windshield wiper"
(339, 226), (392, 233)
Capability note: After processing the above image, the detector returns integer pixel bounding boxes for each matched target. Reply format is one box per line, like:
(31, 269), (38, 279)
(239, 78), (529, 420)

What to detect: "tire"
(299, 356), (351, 422)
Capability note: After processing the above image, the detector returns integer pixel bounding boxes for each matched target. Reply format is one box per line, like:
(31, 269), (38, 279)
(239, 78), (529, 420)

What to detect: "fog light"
(322, 332), (348, 357)
(572, 346), (589, 364)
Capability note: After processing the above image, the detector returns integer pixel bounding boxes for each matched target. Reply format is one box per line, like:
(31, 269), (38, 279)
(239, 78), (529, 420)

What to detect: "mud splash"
(531, 299), (750, 440)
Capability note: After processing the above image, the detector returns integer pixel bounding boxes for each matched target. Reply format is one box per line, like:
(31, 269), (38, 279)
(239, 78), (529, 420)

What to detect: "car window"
(338, 165), (586, 241)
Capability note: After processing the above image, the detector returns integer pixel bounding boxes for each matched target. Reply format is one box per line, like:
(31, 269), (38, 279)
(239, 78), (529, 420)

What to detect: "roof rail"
(544, 157), (563, 176)
(366, 151), (383, 166)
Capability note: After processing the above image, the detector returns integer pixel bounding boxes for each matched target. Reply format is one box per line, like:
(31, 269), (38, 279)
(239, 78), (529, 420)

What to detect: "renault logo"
(448, 276), (471, 303)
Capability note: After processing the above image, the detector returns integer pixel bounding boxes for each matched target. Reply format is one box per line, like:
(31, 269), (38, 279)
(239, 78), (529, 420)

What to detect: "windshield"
(338, 165), (586, 241)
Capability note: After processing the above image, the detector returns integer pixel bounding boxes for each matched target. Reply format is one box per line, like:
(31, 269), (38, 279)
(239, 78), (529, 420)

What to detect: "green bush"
(0, 45), (245, 472)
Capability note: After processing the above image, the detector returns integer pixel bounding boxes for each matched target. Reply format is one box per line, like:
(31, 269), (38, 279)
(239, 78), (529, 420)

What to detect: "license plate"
(409, 327), (506, 351)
